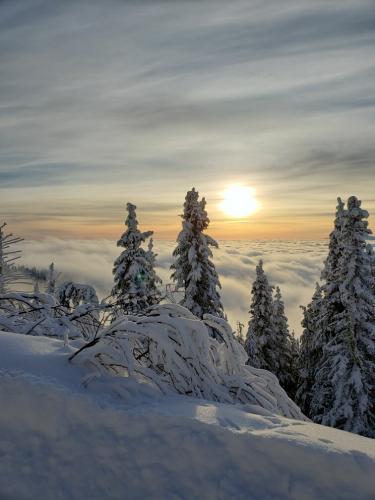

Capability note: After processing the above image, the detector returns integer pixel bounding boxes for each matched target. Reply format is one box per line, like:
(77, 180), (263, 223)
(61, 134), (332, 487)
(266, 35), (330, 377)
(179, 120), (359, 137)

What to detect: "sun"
(220, 185), (258, 218)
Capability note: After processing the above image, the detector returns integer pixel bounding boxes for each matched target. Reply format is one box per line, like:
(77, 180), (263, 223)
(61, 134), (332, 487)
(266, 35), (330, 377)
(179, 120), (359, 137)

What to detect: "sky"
(1, 0), (375, 239)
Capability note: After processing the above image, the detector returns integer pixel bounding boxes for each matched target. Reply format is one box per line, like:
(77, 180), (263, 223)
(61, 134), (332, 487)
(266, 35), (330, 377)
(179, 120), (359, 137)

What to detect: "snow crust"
(0, 332), (374, 500)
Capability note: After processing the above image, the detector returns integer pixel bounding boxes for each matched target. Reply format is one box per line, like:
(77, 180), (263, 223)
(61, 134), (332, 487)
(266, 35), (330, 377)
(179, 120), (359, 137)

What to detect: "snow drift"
(0, 332), (374, 500)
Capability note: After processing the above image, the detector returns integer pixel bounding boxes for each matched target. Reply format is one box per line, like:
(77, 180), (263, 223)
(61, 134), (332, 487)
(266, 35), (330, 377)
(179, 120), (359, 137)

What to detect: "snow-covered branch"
(71, 304), (305, 420)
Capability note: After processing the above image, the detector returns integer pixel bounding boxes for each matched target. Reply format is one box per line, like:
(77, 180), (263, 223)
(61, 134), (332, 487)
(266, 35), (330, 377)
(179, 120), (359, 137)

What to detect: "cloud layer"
(20, 238), (328, 336)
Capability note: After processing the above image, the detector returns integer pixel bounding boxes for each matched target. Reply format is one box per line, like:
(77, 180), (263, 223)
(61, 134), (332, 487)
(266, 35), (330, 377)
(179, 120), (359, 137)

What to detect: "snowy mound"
(0, 332), (374, 500)
(71, 304), (304, 419)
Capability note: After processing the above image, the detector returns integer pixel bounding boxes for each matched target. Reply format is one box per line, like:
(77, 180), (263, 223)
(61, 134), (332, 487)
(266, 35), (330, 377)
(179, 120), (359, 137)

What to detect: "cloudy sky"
(1, 0), (375, 239)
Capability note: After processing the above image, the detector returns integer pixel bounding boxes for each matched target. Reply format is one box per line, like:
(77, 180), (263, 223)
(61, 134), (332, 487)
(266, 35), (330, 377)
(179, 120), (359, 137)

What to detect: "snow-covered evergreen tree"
(272, 286), (297, 398)
(289, 331), (300, 396)
(310, 197), (375, 437)
(145, 238), (162, 305)
(235, 321), (246, 347)
(245, 274), (297, 397)
(296, 199), (349, 416)
(46, 262), (57, 295)
(321, 197), (346, 285)
(56, 281), (99, 309)
(295, 283), (324, 416)
(296, 199), (348, 417)
(112, 203), (159, 314)
(245, 260), (275, 370)
(367, 242), (375, 295)
(171, 188), (224, 319)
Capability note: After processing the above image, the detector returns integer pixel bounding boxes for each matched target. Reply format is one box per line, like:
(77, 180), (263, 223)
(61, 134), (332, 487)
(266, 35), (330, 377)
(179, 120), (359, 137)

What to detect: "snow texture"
(0, 331), (374, 500)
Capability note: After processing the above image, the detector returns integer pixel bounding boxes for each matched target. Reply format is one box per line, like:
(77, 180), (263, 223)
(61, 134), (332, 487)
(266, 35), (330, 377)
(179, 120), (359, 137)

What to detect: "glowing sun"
(220, 185), (258, 218)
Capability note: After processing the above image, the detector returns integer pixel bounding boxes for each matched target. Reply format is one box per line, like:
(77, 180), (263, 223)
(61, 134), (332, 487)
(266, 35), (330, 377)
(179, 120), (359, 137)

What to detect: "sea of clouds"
(20, 239), (329, 336)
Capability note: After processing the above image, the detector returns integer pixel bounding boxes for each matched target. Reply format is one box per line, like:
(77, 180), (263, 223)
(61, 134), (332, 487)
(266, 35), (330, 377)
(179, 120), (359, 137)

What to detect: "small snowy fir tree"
(245, 260), (275, 370)
(289, 331), (300, 395)
(33, 280), (40, 294)
(272, 286), (298, 398)
(295, 283), (324, 416)
(145, 238), (162, 305)
(56, 281), (99, 309)
(46, 262), (57, 295)
(310, 196), (375, 437)
(112, 203), (159, 314)
(235, 321), (246, 347)
(171, 188), (224, 319)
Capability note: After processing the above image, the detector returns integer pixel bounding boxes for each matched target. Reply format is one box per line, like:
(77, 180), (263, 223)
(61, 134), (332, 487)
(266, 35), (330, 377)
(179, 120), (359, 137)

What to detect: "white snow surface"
(0, 332), (374, 500)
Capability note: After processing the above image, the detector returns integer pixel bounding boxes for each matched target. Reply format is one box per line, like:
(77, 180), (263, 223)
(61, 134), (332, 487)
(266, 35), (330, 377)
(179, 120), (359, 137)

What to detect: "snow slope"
(0, 332), (374, 500)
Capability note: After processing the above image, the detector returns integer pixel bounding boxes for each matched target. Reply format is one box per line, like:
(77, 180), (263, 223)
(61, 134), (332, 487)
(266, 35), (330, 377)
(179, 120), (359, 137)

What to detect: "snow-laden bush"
(71, 304), (305, 419)
(0, 292), (103, 340)
(56, 281), (99, 309)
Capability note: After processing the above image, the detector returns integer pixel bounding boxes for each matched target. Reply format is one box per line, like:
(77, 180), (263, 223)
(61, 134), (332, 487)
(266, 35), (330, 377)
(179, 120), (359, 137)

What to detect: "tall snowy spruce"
(245, 260), (275, 370)
(171, 188), (224, 319)
(296, 198), (347, 414)
(112, 203), (161, 314)
(309, 196), (375, 437)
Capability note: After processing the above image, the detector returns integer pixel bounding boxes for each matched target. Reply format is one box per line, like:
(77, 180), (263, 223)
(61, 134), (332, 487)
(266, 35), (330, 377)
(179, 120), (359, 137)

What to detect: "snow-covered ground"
(0, 332), (374, 500)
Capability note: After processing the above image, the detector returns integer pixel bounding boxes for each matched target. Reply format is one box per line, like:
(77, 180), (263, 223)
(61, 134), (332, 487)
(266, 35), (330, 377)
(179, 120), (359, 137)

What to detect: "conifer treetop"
(117, 202), (153, 250)
(321, 197), (346, 283)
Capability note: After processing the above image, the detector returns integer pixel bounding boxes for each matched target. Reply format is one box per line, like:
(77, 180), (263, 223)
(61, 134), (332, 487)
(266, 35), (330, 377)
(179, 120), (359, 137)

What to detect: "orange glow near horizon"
(8, 212), (334, 241)
(3, 188), (371, 242)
